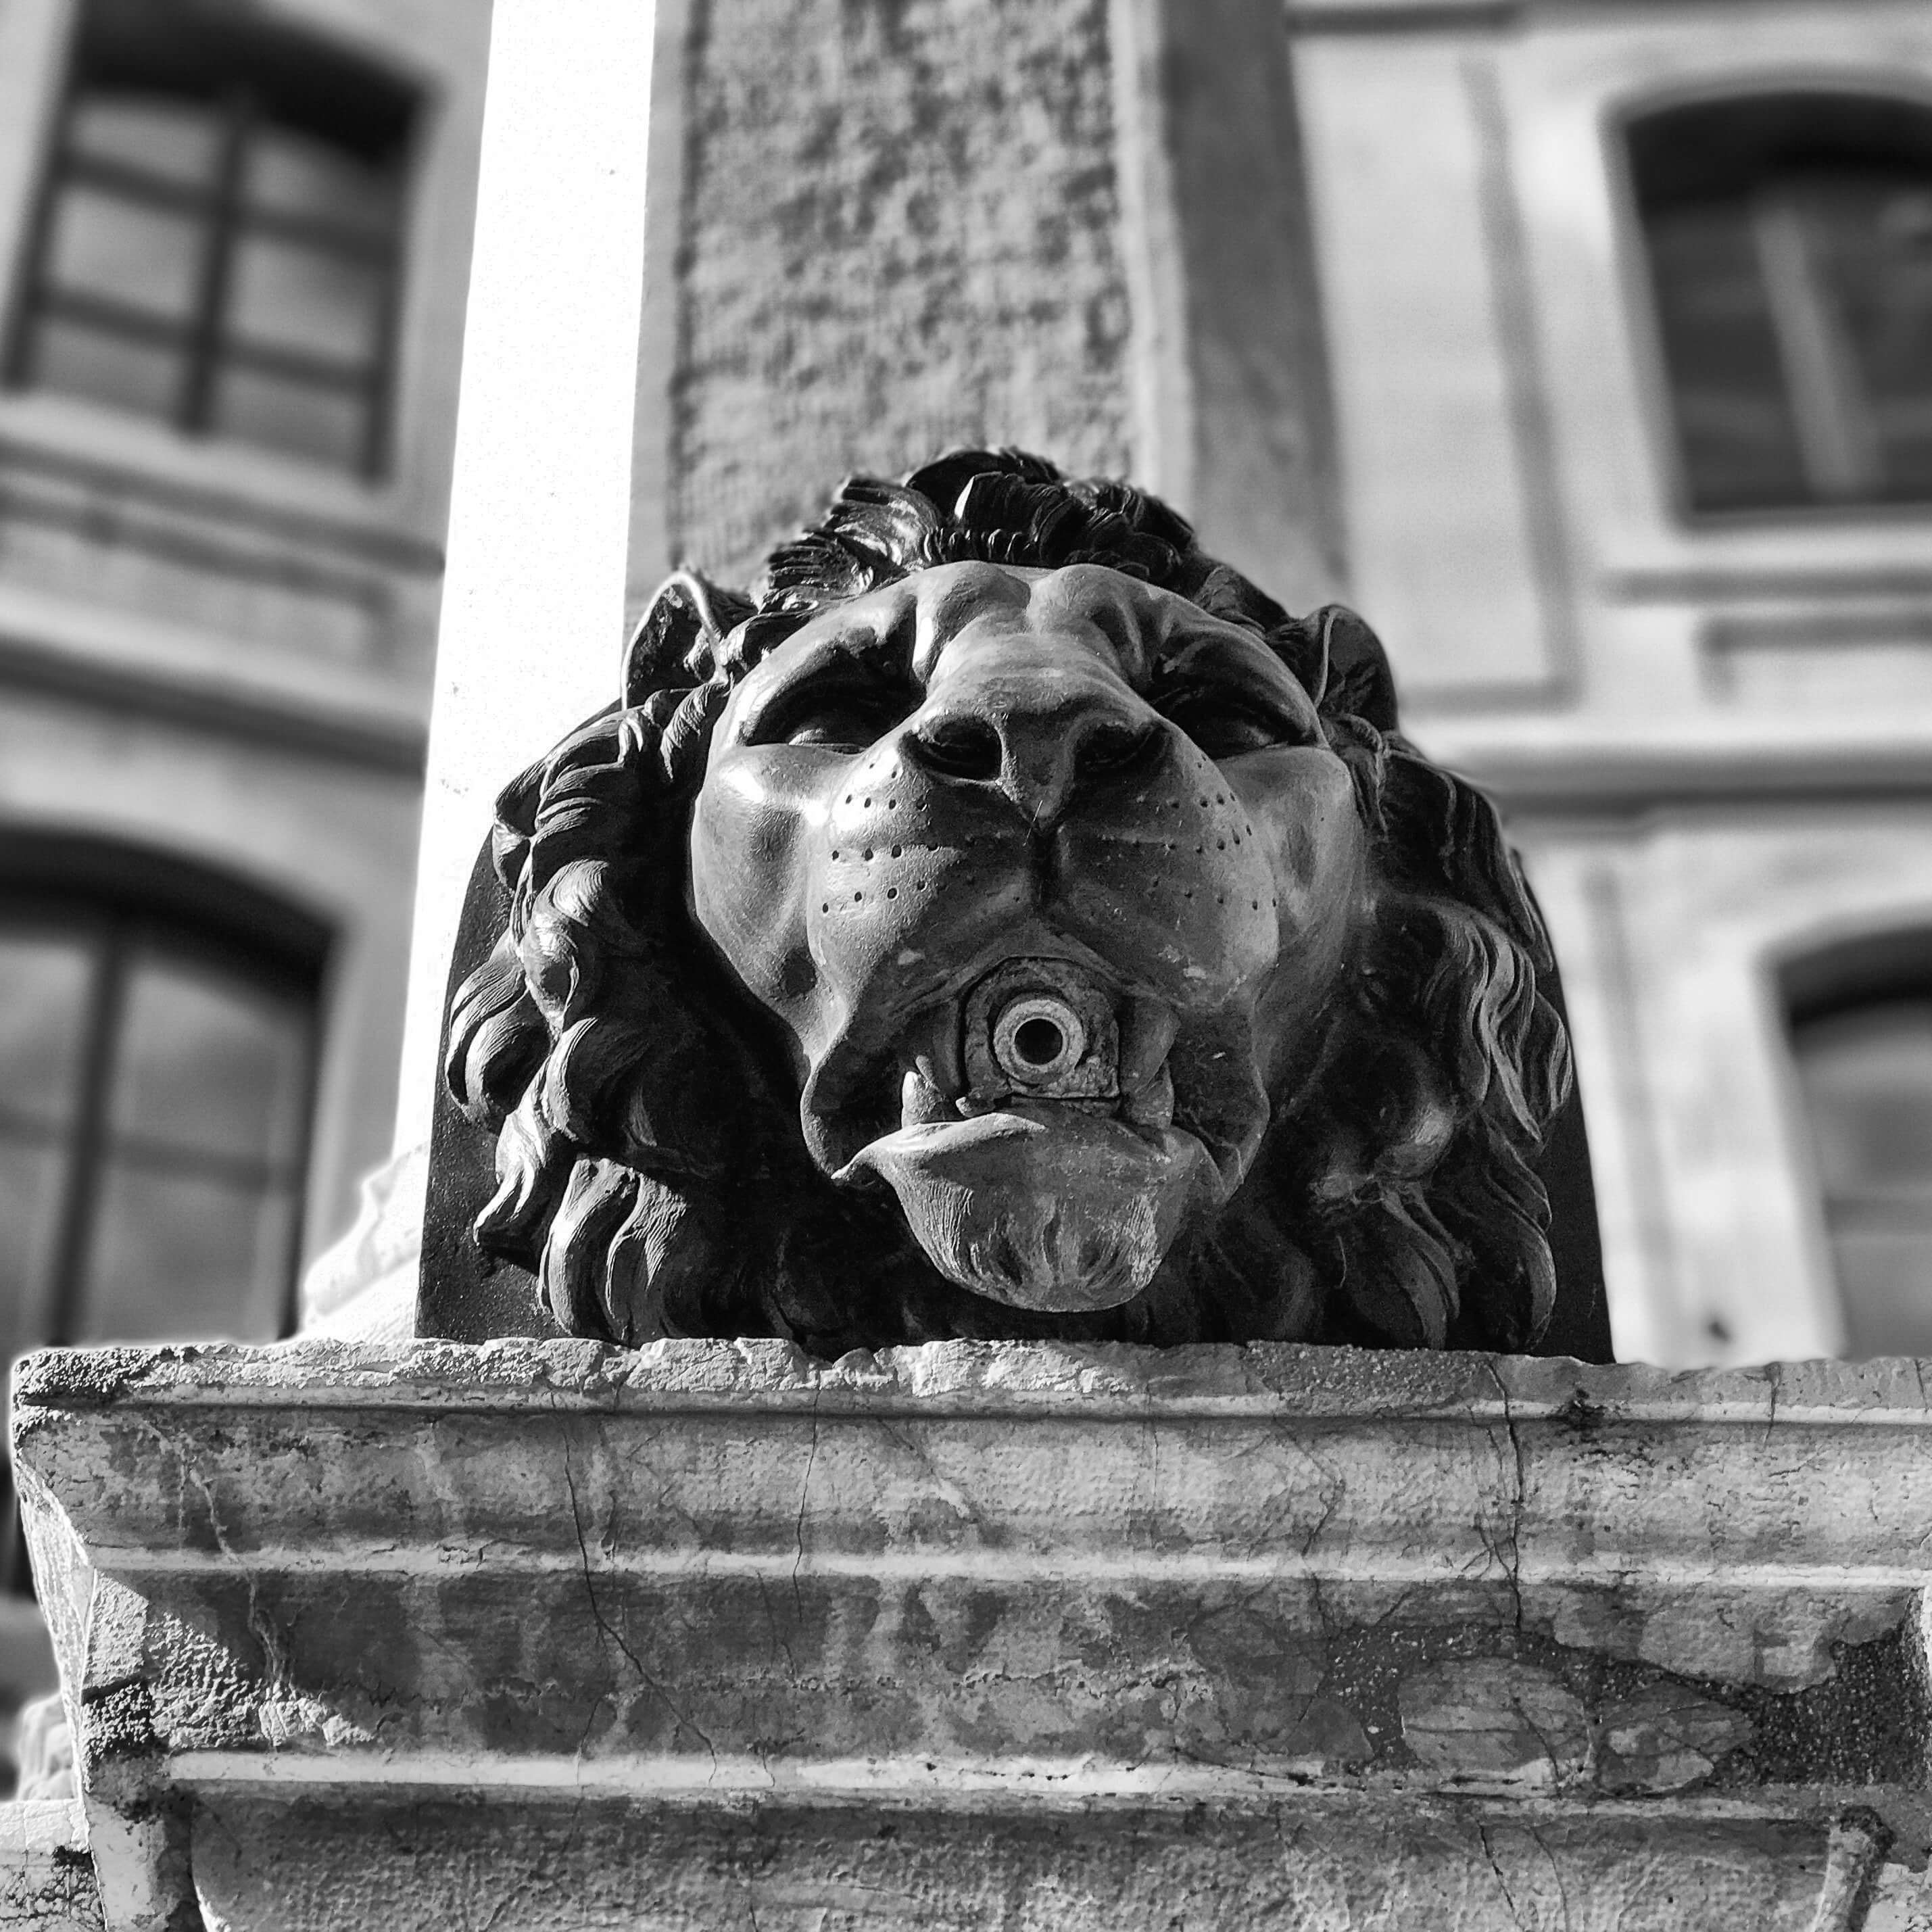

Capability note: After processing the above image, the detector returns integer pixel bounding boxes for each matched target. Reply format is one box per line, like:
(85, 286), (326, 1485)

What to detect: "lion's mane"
(443, 450), (1572, 1354)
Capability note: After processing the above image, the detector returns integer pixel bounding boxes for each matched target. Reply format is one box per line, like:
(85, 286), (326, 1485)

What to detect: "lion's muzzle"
(690, 557), (1368, 1318)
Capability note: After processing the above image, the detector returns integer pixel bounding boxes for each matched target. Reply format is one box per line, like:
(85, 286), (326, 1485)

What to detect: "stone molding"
(11, 1338), (1932, 1927)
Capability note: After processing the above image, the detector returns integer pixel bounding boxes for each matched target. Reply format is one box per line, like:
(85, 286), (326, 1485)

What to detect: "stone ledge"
(12, 1339), (1932, 1929)
(20, 1330), (1932, 1414)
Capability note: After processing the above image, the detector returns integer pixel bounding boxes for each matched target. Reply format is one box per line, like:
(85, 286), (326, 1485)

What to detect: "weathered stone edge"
(10, 1335), (1931, 1423)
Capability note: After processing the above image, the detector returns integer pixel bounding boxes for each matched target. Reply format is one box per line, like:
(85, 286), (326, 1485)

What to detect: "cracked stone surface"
(10, 1338), (1932, 1927)
(0, 1802), (99, 1930)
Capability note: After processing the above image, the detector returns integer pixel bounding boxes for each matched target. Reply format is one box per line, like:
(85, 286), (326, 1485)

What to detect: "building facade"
(0, 0), (489, 1695)
(1281, 0), (1932, 1367)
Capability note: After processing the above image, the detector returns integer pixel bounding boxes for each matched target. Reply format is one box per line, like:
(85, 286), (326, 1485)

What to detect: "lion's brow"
(802, 612), (918, 681)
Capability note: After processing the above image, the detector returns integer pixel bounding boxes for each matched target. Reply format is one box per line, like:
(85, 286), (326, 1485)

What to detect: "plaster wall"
(1292, 0), (1932, 723)
(1293, 0), (1932, 1363)
(1498, 0), (1932, 724)
(1516, 809), (1932, 1368)
(1295, 30), (1565, 698)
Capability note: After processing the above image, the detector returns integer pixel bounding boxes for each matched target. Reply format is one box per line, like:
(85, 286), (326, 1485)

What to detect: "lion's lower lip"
(831, 1104), (1226, 1312)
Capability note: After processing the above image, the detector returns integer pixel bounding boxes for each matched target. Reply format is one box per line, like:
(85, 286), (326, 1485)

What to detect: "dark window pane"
(1645, 201), (1808, 510)
(6, 5), (413, 475)
(67, 93), (220, 189)
(0, 871), (322, 1599)
(27, 315), (180, 419)
(243, 126), (397, 233)
(110, 952), (309, 1168)
(0, 932), (91, 1353)
(1793, 1000), (1932, 1357)
(1800, 178), (1932, 496)
(0, 1141), (71, 1341)
(227, 232), (382, 362)
(45, 183), (204, 322)
(1796, 1005), (1932, 1194)
(0, 938), (93, 1132)
(1631, 95), (1932, 512)
(80, 1164), (296, 1342)
(208, 364), (365, 468)
(1821, 1229), (1932, 1359)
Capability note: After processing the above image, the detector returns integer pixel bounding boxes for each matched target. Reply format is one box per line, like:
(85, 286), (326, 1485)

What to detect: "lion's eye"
(785, 705), (887, 749)
(749, 679), (909, 751)
(1158, 687), (1313, 758)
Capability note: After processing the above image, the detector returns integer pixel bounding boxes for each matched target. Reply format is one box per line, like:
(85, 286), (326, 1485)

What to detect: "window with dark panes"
(1792, 999), (1932, 1359)
(0, 864), (322, 1591)
(1785, 930), (1932, 1359)
(4, 0), (415, 475)
(1628, 95), (1932, 514)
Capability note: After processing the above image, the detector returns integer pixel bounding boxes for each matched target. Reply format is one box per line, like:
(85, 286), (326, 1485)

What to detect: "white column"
(393, 0), (656, 1155)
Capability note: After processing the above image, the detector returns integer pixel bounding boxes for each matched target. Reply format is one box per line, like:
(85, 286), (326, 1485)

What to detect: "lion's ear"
(1310, 605), (1400, 734)
(623, 568), (755, 705)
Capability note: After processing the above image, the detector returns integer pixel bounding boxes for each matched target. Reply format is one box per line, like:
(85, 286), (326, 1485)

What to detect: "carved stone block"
(13, 1339), (1932, 1928)
(427, 452), (1609, 1359)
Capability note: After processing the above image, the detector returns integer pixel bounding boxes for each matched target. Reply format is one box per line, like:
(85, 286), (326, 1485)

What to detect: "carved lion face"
(442, 451), (1572, 1355)
(690, 560), (1368, 1312)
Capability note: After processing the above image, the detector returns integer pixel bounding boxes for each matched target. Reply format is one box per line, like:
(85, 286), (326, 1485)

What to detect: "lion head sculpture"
(438, 450), (1577, 1355)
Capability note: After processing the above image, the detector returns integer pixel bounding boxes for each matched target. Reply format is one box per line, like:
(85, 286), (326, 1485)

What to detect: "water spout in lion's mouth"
(960, 957), (1121, 1107)
(831, 959), (1222, 1312)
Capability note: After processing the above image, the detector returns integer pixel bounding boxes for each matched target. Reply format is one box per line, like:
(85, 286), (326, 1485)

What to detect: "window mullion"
(1752, 190), (1882, 501)
(178, 85), (254, 436)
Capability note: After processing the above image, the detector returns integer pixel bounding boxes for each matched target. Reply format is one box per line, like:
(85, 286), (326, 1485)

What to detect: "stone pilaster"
(627, 0), (1338, 602)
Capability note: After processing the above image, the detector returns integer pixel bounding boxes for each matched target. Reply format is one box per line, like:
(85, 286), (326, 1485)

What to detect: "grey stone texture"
(631, 0), (1338, 605)
(671, 0), (1134, 581)
(11, 1338), (1932, 1926)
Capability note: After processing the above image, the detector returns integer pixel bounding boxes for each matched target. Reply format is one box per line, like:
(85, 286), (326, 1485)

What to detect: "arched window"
(1627, 93), (1932, 514)
(4, 0), (416, 475)
(0, 844), (325, 1348)
(0, 844), (325, 1588)
(1786, 934), (1932, 1357)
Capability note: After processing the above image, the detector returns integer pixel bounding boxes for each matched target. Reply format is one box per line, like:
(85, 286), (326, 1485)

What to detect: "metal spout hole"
(992, 994), (1086, 1087)
(1014, 1017), (1064, 1067)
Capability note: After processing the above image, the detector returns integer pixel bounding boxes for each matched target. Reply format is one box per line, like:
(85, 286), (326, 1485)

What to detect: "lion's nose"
(907, 675), (1161, 824)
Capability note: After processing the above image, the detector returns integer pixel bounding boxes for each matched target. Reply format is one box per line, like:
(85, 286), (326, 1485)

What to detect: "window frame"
(1611, 77), (1932, 532)
(1, 0), (417, 479)
(1779, 927), (1932, 1362)
(0, 898), (321, 1347)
